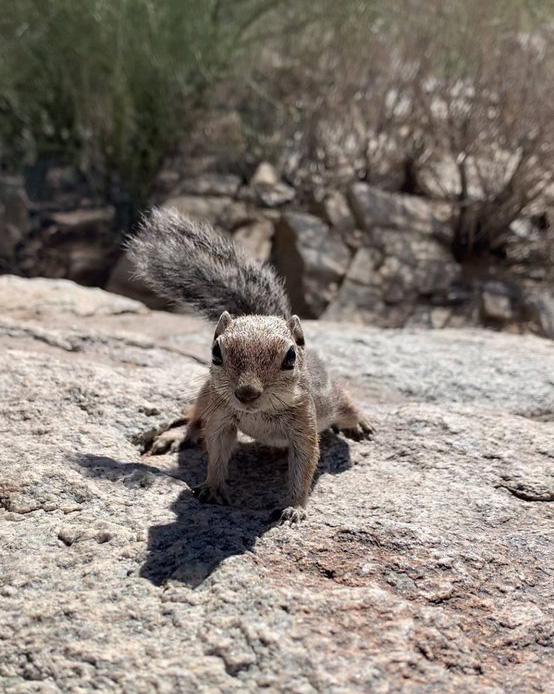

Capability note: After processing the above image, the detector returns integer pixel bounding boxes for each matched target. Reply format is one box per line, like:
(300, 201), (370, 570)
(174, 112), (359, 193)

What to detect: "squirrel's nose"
(235, 384), (262, 404)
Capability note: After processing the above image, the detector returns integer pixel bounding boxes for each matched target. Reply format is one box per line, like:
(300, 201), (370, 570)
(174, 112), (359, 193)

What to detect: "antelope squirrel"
(128, 208), (373, 523)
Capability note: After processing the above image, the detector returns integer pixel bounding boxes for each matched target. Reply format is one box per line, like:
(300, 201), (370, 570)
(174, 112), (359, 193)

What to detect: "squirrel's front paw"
(193, 483), (229, 506)
(270, 506), (307, 525)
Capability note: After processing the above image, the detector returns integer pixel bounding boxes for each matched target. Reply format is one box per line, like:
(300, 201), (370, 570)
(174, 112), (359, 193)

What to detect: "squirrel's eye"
(212, 341), (223, 366)
(281, 345), (296, 370)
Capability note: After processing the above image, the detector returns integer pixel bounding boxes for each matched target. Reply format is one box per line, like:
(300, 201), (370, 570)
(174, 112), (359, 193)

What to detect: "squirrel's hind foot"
(150, 419), (204, 456)
(331, 384), (375, 441)
(150, 426), (187, 455)
(270, 506), (307, 525)
(193, 483), (230, 506)
(332, 419), (374, 442)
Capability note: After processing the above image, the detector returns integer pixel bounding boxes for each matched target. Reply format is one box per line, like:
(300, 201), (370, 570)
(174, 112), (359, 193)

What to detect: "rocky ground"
(0, 275), (553, 694)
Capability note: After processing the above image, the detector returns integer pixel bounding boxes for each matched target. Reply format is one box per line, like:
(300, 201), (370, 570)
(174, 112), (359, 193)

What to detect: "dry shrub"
(229, 0), (554, 257)
(404, 4), (554, 258)
(1, 0), (553, 259)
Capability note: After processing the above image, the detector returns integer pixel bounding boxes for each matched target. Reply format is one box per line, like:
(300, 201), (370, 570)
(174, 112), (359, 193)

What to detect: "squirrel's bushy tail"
(127, 207), (290, 321)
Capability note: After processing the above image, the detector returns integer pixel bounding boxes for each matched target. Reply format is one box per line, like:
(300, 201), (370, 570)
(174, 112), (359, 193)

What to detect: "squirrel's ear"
(287, 315), (305, 347)
(214, 311), (232, 338)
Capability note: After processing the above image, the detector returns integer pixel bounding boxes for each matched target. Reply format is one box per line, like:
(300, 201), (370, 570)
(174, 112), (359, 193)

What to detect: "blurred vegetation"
(1, 0), (553, 252)
(0, 0), (300, 203)
(0, 0), (358, 205)
(231, 0), (554, 256)
(0, 0), (320, 205)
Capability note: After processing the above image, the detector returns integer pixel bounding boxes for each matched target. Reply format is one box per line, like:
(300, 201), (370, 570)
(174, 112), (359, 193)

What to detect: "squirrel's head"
(209, 311), (305, 413)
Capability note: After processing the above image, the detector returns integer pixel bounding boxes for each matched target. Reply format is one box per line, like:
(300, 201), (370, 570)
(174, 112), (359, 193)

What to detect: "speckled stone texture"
(0, 275), (552, 694)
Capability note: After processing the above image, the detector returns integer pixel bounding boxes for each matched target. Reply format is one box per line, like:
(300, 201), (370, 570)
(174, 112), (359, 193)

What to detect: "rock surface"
(348, 183), (453, 244)
(0, 275), (553, 694)
(161, 194), (234, 226)
(481, 281), (515, 323)
(250, 162), (296, 208)
(323, 187), (461, 326)
(273, 212), (352, 317)
(4, 158), (553, 341)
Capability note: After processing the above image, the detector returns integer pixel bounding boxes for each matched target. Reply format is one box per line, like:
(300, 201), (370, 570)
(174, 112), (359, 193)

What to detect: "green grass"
(0, 0), (289, 204)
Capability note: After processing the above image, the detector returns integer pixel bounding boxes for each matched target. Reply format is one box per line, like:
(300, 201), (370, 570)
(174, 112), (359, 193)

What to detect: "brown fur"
(181, 313), (372, 523)
(129, 210), (372, 522)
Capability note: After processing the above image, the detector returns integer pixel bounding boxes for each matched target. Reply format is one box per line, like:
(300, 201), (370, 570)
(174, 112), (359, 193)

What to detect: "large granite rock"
(348, 183), (454, 244)
(161, 195), (234, 226)
(273, 212), (352, 317)
(1, 275), (553, 694)
(322, 183), (462, 325)
(324, 231), (460, 325)
(175, 173), (241, 198)
(250, 162), (296, 208)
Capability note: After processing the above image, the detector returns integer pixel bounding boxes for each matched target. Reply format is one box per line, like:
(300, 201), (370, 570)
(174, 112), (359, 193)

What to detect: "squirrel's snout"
(234, 384), (262, 404)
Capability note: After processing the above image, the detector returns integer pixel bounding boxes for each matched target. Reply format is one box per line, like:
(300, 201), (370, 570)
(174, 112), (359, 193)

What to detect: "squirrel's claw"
(340, 419), (375, 442)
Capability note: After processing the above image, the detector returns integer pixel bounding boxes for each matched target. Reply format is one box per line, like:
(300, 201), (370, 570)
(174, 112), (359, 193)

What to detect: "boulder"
(415, 157), (467, 200)
(324, 229), (460, 325)
(175, 173), (241, 198)
(162, 195), (233, 226)
(322, 247), (385, 324)
(322, 191), (355, 232)
(272, 212), (352, 317)
(0, 276), (553, 694)
(161, 195), (252, 234)
(321, 191), (361, 248)
(250, 162), (296, 208)
(233, 217), (274, 263)
(327, 183), (461, 325)
(372, 229), (460, 297)
(481, 281), (515, 323)
(251, 162), (280, 187)
(256, 181), (296, 208)
(348, 183), (454, 245)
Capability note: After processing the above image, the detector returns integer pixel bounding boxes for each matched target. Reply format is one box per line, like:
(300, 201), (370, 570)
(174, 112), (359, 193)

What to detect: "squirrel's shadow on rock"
(76, 431), (351, 588)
